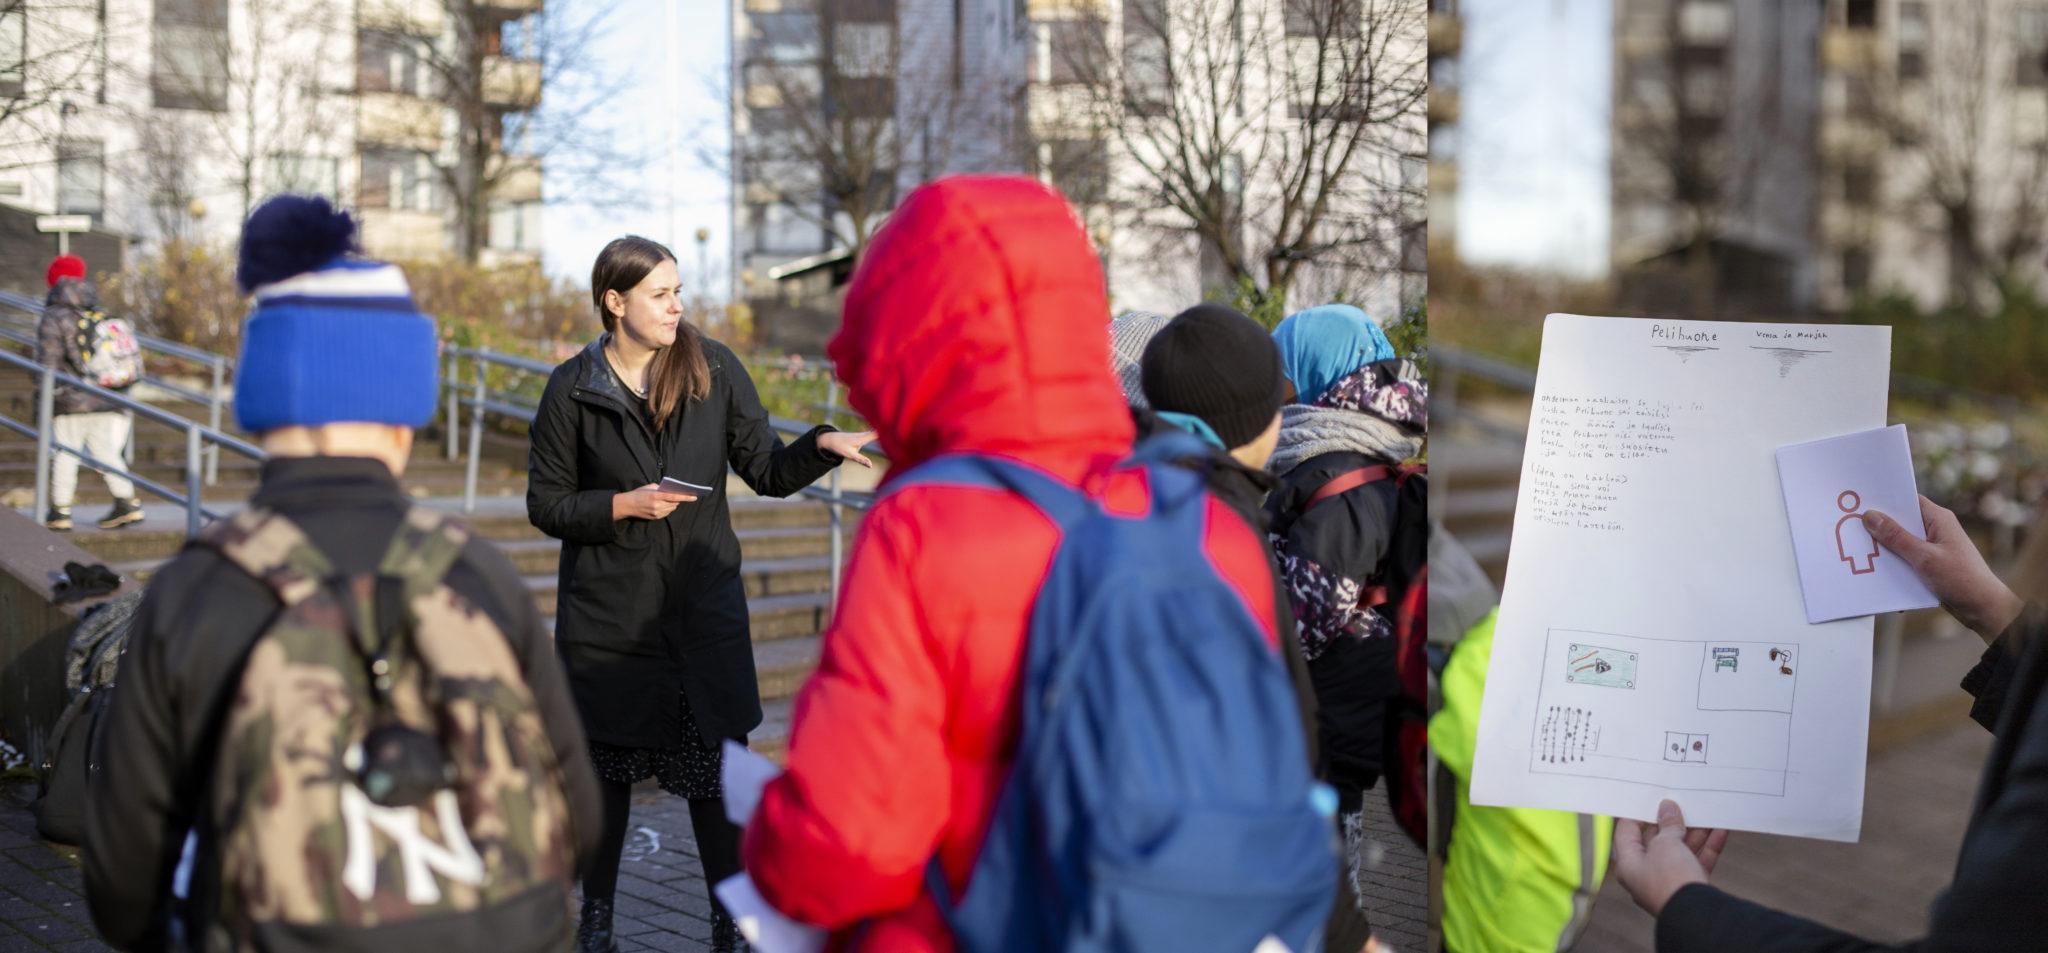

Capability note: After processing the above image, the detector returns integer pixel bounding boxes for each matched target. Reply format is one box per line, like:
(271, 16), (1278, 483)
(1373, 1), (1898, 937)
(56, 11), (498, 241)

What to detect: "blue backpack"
(893, 437), (1337, 953)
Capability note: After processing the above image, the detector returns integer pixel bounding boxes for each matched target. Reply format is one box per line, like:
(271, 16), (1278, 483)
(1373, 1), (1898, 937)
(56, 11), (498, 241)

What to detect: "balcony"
(490, 155), (542, 204)
(358, 0), (443, 35)
(1429, 88), (1459, 125)
(358, 92), (444, 151)
(1028, 84), (1099, 138)
(358, 208), (448, 261)
(483, 55), (542, 110)
(1027, 0), (1105, 14)
(478, 0), (542, 17)
(1429, 13), (1461, 55)
(1822, 30), (1883, 72)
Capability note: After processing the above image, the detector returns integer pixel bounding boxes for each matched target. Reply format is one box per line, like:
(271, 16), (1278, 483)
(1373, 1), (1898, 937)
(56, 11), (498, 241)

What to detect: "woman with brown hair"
(527, 235), (873, 952)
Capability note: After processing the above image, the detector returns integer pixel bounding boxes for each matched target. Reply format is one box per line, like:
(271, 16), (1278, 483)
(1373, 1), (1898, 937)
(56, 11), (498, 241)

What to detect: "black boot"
(710, 909), (743, 953)
(97, 498), (144, 529)
(576, 897), (620, 953)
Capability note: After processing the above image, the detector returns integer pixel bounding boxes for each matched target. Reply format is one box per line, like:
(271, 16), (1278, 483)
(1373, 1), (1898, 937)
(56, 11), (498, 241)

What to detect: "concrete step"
(757, 698), (793, 763)
(514, 552), (832, 596)
(75, 516), (841, 576)
(1440, 485), (1517, 530)
(533, 586), (830, 640)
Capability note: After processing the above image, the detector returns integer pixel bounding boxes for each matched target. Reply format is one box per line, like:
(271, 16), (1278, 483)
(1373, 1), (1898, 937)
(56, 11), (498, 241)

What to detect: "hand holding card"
(659, 476), (715, 496)
(1775, 425), (1940, 623)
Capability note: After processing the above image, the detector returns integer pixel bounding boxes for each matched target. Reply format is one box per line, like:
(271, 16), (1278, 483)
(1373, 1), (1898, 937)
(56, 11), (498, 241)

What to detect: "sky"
(1453, 0), (1611, 278)
(539, 0), (732, 293)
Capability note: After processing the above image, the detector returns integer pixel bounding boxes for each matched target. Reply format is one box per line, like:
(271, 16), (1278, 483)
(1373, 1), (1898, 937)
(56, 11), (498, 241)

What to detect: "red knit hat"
(45, 255), (86, 287)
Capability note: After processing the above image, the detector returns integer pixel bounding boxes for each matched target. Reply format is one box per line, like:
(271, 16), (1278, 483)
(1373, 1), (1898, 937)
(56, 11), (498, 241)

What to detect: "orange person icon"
(1835, 489), (1878, 575)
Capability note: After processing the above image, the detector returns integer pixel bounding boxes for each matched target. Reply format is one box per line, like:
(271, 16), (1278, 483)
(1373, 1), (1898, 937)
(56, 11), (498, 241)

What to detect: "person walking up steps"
(83, 195), (602, 953)
(527, 235), (875, 953)
(36, 253), (144, 531)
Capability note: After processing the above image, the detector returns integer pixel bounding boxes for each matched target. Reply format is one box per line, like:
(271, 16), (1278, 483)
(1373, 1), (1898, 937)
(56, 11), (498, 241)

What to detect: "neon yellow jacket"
(1432, 609), (1613, 953)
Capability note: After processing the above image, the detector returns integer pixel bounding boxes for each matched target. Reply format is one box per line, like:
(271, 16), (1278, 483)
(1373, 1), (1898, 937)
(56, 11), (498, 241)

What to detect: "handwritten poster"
(1470, 314), (1892, 841)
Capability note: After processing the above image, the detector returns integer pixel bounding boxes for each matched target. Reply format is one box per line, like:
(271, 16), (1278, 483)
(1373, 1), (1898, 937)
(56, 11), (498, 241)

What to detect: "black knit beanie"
(1140, 304), (1290, 450)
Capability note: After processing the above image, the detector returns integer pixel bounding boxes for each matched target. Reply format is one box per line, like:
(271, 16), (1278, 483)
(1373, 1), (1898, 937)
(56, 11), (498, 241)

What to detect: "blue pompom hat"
(232, 196), (439, 432)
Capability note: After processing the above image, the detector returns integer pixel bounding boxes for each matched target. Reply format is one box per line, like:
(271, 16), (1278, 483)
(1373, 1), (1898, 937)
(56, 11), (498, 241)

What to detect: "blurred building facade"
(1612, 0), (2048, 315)
(1430, 0), (1459, 256)
(0, 0), (547, 268)
(1610, 0), (1821, 315)
(731, 0), (1426, 353)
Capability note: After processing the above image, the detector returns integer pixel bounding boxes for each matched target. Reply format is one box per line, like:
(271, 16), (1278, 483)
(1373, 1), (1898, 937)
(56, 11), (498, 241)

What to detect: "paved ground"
(0, 781), (720, 952)
(1351, 790), (1431, 953)
(0, 772), (1429, 952)
(1574, 718), (1993, 952)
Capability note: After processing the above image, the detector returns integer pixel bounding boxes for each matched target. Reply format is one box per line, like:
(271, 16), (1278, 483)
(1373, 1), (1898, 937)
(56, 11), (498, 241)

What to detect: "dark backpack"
(191, 506), (577, 950)
(1300, 462), (1430, 849)
(35, 587), (145, 844)
(893, 440), (1337, 953)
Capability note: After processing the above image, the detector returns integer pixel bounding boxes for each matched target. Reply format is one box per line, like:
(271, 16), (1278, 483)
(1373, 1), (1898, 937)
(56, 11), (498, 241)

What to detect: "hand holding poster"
(1470, 314), (1892, 841)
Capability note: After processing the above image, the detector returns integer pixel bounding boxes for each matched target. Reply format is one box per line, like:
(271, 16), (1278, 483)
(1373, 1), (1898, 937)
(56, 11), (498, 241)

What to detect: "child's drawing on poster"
(1470, 314), (1890, 842)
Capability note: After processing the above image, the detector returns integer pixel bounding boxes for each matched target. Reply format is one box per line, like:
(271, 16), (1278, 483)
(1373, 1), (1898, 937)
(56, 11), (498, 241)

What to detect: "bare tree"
(0, 0), (112, 142)
(406, 0), (638, 263)
(724, 10), (984, 261)
(1608, 2), (1776, 317)
(1875, 3), (2048, 308)
(203, 0), (349, 223)
(1045, 0), (1426, 317)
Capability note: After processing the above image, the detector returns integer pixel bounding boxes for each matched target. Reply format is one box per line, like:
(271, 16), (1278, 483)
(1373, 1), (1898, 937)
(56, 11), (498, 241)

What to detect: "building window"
(57, 139), (104, 216)
(0, 7), (24, 99)
(1037, 18), (1107, 85)
(2022, 7), (2048, 87)
(359, 30), (432, 96)
(359, 149), (438, 212)
(1897, 1), (1928, 81)
(1038, 139), (1109, 205)
(1678, 0), (1732, 45)
(1287, 0), (1362, 39)
(1841, 162), (1875, 204)
(753, 11), (820, 64)
(153, 0), (229, 111)
(834, 22), (892, 79)
(1844, 0), (1877, 30)
(751, 202), (824, 255)
(1681, 65), (1726, 114)
(489, 201), (542, 252)
(1123, 0), (1169, 115)
(1841, 247), (1871, 294)
(267, 155), (340, 200)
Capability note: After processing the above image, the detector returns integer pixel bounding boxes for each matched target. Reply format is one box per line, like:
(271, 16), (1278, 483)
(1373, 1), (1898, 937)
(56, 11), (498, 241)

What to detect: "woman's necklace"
(606, 341), (648, 399)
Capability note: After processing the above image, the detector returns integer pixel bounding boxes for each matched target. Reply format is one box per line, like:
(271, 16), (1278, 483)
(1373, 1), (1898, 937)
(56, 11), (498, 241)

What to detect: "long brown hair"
(591, 236), (709, 429)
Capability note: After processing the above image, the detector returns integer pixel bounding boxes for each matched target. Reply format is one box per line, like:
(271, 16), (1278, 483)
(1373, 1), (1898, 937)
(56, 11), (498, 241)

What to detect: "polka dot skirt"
(586, 690), (726, 800)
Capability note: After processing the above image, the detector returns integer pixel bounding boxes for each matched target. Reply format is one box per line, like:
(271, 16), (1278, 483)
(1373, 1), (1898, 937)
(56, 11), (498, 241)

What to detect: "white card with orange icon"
(1776, 424), (1940, 623)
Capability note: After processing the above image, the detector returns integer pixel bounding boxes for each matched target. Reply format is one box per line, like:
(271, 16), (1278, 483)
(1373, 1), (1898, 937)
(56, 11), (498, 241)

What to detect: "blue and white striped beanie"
(232, 196), (438, 432)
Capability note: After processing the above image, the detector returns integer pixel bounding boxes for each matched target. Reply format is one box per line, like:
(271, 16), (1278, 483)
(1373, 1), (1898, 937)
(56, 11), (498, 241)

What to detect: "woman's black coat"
(527, 335), (840, 749)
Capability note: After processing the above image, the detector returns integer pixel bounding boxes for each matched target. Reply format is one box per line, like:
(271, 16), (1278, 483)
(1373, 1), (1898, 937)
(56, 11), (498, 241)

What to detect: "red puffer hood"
(829, 176), (1133, 480)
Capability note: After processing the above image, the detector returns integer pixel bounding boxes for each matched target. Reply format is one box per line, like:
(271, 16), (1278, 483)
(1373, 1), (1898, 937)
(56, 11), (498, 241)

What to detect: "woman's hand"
(1862, 495), (2024, 642)
(613, 483), (696, 521)
(820, 430), (878, 469)
(1612, 800), (1730, 918)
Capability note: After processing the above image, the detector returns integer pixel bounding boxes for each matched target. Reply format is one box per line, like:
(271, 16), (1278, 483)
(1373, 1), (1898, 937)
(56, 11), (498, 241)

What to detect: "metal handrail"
(0, 290), (236, 483)
(444, 344), (877, 603)
(0, 348), (264, 537)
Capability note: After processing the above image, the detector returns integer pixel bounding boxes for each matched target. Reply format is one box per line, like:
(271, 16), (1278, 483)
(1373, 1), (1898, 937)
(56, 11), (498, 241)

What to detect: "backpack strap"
(888, 454), (1098, 529)
(376, 506), (473, 602)
(1305, 465), (1393, 511)
(1301, 464), (1428, 608)
(197, 508), (335, 607)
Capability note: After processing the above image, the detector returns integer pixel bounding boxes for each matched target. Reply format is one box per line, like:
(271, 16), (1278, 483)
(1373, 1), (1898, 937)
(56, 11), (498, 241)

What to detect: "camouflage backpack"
(195, 506), (576, 949)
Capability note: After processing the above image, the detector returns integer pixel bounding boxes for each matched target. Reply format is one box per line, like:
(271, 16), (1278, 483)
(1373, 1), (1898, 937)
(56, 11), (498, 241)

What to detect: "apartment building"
(0, 0), (545, 267)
